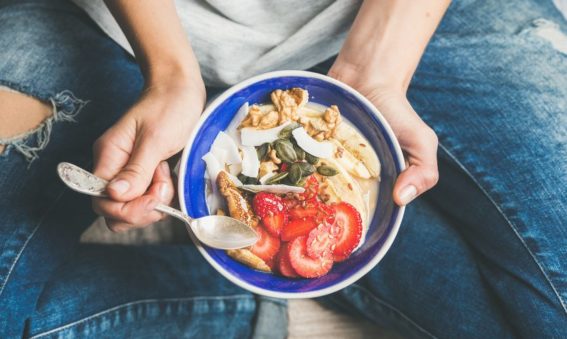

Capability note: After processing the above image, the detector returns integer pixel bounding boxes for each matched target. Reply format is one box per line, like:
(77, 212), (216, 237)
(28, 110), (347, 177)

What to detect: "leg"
(0, 1), (279, 338)
(323, 0), (567, 337)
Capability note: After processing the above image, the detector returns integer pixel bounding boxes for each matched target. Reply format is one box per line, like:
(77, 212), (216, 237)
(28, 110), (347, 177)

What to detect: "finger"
(147, 161), (175, 205)
(104, 218), (132, 233)
(92, 123), (134, 181)
(393, 130), (439, 206)
(106, 136), (163, 201)
(93, 194), (162, 226)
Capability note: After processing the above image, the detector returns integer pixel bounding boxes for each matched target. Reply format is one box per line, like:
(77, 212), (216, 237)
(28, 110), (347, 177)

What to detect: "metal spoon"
(56, 162), (258, 250)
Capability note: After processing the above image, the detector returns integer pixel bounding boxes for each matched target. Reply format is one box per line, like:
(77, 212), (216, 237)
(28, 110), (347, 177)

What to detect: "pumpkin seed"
(293, 142), (305, 160)
(296, 162), (315, 176)
(265, 171), (289, 184)
(273, 139), (297, 163)
(256, 143), (269, 161)
(277, 122), (300, 139)
(288, 163), (303, 184)
(317, 165), (339, 176)
(305, 153), (319, 165)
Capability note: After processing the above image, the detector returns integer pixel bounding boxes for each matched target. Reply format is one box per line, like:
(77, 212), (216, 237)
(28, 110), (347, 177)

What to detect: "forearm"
(331, 0), (450, 93)
(105, 0), (203, 89)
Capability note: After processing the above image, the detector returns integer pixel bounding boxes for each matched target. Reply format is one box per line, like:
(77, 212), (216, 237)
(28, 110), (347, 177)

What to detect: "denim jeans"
(0, 0), (566, 338)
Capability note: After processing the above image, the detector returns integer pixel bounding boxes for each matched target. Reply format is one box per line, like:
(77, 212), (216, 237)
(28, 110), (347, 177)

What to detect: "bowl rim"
(178, 70), (406, 299)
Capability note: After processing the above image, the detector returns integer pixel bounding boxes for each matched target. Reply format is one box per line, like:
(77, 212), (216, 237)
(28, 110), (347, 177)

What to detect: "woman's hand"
(92, 79), (206, 232)
(330, 0), (449, 205)
(328, 65), (439, 206)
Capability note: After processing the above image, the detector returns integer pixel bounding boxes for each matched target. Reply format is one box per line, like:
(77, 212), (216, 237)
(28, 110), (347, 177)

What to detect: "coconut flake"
(222, 170), (243, 186)
(211, 145), (228, 166)
(240, 146), (260, 177)
(240, 184), (305, 194)
(292, 127), (333, 159)
(212, 132), (241, 164)
(228, 163), (242, 176)
(226, 102), (249, 144)
(240, 121), (291, 146)
(202, 152), (222, 182)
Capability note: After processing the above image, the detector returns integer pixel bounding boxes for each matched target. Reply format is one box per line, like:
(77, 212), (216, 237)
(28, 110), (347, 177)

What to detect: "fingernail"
(398, 185), (417, 205)
(159, 183), (169, 202)
(160, 161), (170, 177)
(146, 198), (158, 211)
(108, 179), (130, 195)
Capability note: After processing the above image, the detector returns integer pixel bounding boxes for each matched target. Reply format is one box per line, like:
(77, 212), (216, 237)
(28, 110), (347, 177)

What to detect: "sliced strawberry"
(253, 192), (288, 237)
(289, 200), (336, 225)
(281, 218), (318, 241)
(277, 243), (299, 278)
(299, 175), (319, 200)
(250, 226), (280, 262)
(331, 202), (362, 262)
(265, 256), (276, 271)
(306, 223), (337, 259)
(262, 212), (288, 237)
(288, 236), (333, 278)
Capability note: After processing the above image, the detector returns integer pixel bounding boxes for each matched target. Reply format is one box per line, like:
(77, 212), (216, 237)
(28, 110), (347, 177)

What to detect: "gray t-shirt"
(73, 0), (361, 86)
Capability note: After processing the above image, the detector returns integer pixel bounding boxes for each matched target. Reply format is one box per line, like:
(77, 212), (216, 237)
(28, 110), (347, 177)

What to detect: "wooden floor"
(82, 218), (401, 339)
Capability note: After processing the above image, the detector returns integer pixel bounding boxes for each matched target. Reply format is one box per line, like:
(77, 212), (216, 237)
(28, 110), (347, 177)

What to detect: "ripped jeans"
(0, 0), (566, 338)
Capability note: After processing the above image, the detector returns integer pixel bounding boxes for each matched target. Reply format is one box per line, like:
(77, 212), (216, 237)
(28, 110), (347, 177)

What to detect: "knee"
(0, 87), (87, 161)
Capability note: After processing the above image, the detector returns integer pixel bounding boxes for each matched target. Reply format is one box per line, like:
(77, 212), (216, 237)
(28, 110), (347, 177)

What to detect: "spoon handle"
(57, 162), (193, 224)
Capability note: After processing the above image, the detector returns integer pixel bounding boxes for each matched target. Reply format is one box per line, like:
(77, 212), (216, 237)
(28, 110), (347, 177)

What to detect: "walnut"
(258, 110), (279, 129)
(302, 105), (342, 140)
(239, 105), (264, 128)
(258, 160), (279, 178)
(271, 88), (308, 124)
(269, 149), (281, 164)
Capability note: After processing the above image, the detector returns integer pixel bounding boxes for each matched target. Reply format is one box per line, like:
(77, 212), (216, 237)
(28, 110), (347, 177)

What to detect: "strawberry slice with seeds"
(306, 223), (337, 259)
(289, 200), (336, 225)
(281, 218), (318, 242)
(262, 213), (288, 237)
(277, 243), (298, 278)
(250, 226), (280, 262)
(253, 192), (288, 237)
(288, 236), (333, 278)
(331, 202), (362, 262)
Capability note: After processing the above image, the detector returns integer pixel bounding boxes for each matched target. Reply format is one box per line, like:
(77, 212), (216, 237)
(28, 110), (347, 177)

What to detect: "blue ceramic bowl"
(178, 71), (405, 298)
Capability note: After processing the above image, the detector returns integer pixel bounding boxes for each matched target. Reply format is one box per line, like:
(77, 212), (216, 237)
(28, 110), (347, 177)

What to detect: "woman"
(0, 0), (565, 337)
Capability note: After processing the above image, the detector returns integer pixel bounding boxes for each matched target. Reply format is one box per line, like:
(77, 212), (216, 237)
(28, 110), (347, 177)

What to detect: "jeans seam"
(28, 294), (255, 339)
(347, 284), (438, 339)
(438, 143), (567, 316)
(0, 190), (65, 299)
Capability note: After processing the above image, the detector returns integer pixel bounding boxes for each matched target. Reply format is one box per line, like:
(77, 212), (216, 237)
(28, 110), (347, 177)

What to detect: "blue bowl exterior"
(182, 75), (402, 294)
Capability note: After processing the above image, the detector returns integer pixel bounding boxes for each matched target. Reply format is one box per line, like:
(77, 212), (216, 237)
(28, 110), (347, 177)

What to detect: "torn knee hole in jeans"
(519, 19), (567, 55)
(0, 87), (88, 163)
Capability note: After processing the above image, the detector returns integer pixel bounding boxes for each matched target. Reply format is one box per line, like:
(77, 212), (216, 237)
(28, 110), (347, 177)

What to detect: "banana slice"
(334, 123), (381, 178)
(227, 249), (271, 272)
(329, 139), (371, 179)
(317, 157), (368, 224)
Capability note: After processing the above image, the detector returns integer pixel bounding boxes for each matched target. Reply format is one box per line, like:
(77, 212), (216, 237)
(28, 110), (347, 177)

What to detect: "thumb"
(106, 138), (162, 201)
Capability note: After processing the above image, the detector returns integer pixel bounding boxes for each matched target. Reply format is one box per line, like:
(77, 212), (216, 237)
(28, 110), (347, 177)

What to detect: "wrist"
(144, 61), (206, 100)
(328, 58), (408, 98)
